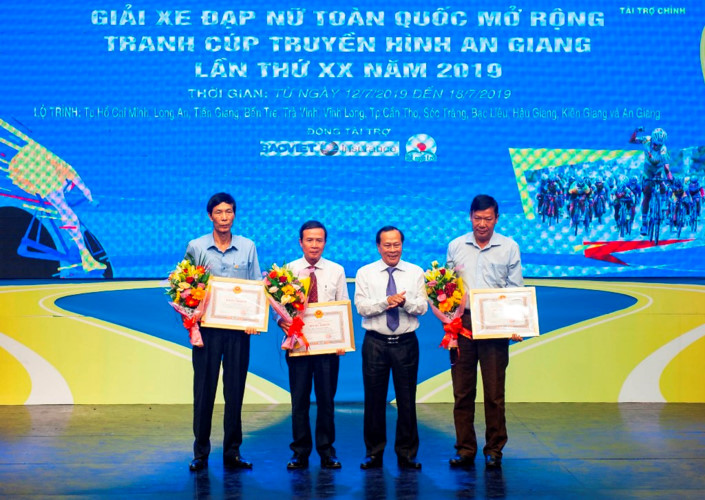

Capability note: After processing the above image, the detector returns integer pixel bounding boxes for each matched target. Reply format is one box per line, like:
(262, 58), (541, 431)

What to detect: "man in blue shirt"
(186, 192), (261, 472)
(446, 194), (523, 469)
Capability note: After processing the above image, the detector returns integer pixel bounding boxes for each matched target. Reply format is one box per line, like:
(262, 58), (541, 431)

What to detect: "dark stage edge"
(1, 403), (704, 499)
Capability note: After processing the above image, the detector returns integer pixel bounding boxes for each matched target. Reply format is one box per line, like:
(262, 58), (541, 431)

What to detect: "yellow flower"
(431, 260), (439, 267)
(282, 284), (295, 295)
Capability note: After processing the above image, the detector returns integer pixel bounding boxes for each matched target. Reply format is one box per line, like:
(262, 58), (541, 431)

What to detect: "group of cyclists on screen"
(535, 127), (704, 241)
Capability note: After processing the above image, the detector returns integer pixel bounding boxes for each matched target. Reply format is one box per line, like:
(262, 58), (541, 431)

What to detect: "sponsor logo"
(260, 141), (399, 157)
(321, 141), (339, 156)
(405, 134), (437, 162)
(260, 141), (319, 156)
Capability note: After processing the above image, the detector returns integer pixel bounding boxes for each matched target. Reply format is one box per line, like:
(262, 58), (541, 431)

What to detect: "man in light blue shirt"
(354, 226), (427, 470)
(185, 192), (261, 472)
(446, 194), (523, 470)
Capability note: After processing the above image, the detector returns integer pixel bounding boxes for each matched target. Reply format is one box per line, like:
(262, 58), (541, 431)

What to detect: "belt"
(365, 330), (416, 344)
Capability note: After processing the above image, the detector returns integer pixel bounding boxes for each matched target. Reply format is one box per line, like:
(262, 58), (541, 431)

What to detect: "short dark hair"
(207, 192), (236, 215)
(376, 225), (404, 244)
(299, 220), (327, 241)
(470, 194), (499, 216)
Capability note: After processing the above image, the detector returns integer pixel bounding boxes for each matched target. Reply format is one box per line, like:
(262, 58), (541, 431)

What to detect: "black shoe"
(397, 457), (422, 470)
(286, 456), (309, 470)
(449, 454), (475, 468)
(484, 455), (502, 469)
(189, 458), (208, 471)
(224, 456), (253, 470)
(360, 455), (383, 470)
(321, 456), (342, 469)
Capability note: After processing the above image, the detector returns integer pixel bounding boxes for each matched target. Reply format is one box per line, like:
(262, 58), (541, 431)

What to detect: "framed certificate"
(201, 277), (269, 331)
(469, 286), (540, 339)
(289, 300), (356, 357)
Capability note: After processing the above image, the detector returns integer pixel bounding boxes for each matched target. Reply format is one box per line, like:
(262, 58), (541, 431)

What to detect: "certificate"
(201, 277), (269, 331)
(289, 300), (356, 356)
(469, 286), (540, 339)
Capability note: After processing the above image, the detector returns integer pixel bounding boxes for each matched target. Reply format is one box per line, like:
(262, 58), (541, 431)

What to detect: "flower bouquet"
(424, 260), (470, 349)
(166, 256), (211, 347)
(263, 263), (311, 351)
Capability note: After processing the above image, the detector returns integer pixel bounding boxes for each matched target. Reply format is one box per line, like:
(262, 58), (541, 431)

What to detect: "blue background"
(1, 1), (704, 279)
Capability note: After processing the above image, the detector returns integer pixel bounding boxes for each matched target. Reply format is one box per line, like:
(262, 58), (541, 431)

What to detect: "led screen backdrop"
(1, 1), (704, 279)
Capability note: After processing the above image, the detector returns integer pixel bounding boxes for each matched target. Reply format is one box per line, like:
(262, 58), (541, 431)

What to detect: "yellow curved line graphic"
(2, 281), (704, 404)
(417, 280), (705, 403)
(0, 331), (72, 404)
(0, 282), (289, 404)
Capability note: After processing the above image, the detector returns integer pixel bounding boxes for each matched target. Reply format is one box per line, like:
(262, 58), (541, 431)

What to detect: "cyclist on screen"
(3, 119), (107, 273)
(629, 126), (672, 235)
(687, 176), (704, 219)
(567, 176), (592, 220)
(668, 178), (691, 224)
(626, 175), (643, 203)
(535, 173), (549, 211)
(593, 177), (609, 202)
(613, 179), (636, 226)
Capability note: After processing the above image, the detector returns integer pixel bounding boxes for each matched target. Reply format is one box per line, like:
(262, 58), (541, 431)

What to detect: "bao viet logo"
(260, 140), (398, 157)
(405, 134), (437, 162)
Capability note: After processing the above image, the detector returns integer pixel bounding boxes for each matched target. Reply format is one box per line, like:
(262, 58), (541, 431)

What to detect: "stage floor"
(1, 403), (704, 498)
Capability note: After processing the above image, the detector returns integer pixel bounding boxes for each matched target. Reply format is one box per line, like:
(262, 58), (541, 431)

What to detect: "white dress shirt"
(354, 259), (428, 335)
(273, 256), (349, 326)
(288, 256), (349, 303)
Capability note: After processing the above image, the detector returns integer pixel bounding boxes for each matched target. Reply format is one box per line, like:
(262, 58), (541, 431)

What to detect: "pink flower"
(437, 293), (447, 302)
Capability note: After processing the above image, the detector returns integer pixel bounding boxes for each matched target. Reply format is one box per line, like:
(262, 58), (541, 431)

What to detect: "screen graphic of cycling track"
(1, 279), (703, 405)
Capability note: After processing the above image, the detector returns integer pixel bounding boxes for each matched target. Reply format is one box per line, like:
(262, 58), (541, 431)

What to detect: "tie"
(386, 267), (399, 331)
(308, 266), (318, 303)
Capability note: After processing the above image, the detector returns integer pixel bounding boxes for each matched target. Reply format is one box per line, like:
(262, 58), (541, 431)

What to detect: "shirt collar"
(206, 232), (237, 251)
(303, 257), (327, 270)
(464, 231), (500, 250)
(376, 258), (407, 271)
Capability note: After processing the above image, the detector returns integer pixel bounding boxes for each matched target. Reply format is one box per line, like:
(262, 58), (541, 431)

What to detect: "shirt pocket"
(231, 260), (249, 279)
(479, 262), (507, 286)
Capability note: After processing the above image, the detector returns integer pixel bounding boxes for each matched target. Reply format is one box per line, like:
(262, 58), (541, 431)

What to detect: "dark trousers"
(192, 327), (250, 461)
(451, 318), (509, 459)
(362, 331), (419, 459)
(286, 352), (339, 459)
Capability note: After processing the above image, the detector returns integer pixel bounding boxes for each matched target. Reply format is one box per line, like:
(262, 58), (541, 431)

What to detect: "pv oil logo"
(405, 134), (437, 162)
